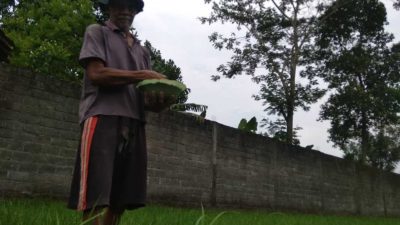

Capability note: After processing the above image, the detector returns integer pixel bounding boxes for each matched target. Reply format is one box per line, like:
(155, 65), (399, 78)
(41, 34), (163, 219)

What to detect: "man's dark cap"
(98, 0), (144, 12)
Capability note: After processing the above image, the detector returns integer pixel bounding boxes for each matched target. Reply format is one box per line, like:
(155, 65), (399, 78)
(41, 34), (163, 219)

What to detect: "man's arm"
(86, 58), (166, 86)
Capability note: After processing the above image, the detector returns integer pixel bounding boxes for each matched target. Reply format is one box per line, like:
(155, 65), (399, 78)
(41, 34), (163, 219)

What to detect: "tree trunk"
(287, 108), (294, 144)
(286, 3), (300, 145)
(360, 110), (369, 163)
(357, 72), (368, 163)
(287, 61), (296, 144)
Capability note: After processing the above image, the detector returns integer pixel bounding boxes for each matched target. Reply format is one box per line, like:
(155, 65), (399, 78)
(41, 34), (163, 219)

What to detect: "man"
(68, 0), (167, 224)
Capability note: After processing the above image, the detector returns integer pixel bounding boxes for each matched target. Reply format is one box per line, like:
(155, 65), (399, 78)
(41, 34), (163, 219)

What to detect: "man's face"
(108, 4), (137, 32)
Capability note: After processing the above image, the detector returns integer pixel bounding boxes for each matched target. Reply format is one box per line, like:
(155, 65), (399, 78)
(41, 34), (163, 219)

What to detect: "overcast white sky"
(134, 0), (400, 159)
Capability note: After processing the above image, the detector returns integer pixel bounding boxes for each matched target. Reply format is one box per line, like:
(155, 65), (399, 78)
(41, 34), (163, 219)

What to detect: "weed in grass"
(194, 204), (226, 225)
(80, 210), (105, 225)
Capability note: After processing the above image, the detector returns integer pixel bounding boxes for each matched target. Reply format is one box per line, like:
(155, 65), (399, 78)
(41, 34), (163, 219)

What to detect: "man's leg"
(83, 207), (124, 225)
(83, 207), (103, 225)
(104, 208), (124, 225)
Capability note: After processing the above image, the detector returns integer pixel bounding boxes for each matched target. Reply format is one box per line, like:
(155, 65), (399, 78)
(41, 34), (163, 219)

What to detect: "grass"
(1, 198), (400, 225)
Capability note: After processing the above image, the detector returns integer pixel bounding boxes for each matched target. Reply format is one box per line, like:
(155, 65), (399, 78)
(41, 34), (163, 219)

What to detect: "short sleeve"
(142, 46), (152, 70)
(79, 24), (106, 68)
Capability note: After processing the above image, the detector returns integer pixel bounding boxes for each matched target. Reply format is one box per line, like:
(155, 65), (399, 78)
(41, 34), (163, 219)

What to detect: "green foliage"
(0, 0), (15, 10)
(238, 117), (258, 133)
(201, 0), (331, 144)
(170, 103), (208, 114)
(1, 0), (96, 81)
(261, 118), (301, 145)
(0, 0), (16, 20)
(394, 0), (400, 10)
(368, 127), (400, 171)
(90, 0), (108, 24)
(342, 127), (400, 172)
(311, 0), (400, 169)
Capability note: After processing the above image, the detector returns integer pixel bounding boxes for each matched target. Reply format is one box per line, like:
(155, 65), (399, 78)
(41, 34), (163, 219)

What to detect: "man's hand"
(143, 70), (167, 80)
(85, 59), (167, 86)
(144, 91), (177, 113)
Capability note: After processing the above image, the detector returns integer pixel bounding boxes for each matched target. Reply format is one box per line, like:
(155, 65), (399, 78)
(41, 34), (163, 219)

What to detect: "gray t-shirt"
(78, 21), (150, 124)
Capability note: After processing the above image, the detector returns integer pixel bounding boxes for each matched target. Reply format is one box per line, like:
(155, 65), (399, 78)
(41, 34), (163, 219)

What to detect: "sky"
(134, 0), (400, 159)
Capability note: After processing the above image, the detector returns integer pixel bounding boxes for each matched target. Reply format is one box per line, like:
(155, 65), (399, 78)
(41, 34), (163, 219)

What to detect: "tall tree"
(200, 0), (339, 144)
(367, 125), (400, 171)
(394, 0), (400, 10)
(1, 0), (96, 81)
(311, 0), (400, 167)
(90, 0), (109, 24)
(0, 0), (16, 21)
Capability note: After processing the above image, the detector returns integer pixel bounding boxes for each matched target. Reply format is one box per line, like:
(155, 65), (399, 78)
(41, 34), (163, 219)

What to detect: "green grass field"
(1, 198), (400, 225)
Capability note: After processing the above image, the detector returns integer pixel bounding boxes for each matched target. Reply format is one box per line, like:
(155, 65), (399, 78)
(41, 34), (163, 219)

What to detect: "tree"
(90, 0), (110, 24)
(367, 126), (400, 171)
(342, 125), (400, 172)
(312, 0), (400, 168)
(394, 0), (400, 10)
(199, 0), (341, 144)
(262, 118), (301, 145)
(1, 0), (96, 81)
(0, 0), (16, 21)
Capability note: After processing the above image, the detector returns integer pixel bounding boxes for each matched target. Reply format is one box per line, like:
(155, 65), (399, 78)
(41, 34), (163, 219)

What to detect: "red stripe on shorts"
(77, 116), (99, 211)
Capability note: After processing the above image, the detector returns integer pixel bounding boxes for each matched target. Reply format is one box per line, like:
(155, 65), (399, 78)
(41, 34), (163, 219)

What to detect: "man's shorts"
(68, 115), (147, 211)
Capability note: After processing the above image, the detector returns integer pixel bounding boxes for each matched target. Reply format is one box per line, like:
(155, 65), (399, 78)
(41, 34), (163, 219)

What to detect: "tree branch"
(273, 63), (290, 99)
(278, 105), (288, 121)
(271, 0), (291, 20)
(290, 0), (296, 12)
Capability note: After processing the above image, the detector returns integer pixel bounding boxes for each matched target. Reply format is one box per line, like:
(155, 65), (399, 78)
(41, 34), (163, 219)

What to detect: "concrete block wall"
(145, 112), (214, 205)
(1, 64), (400, 216)
(0, 65), (80, 198)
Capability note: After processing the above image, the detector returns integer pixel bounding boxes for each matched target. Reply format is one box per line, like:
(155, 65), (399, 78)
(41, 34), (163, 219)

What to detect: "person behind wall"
(67, 0), (172, 224)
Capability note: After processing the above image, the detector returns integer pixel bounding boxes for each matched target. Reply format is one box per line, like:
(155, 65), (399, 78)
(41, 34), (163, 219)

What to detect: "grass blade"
(194, 203), (206, 225)
(209, 211), (226, 225)
(79, 211), (105, 225)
